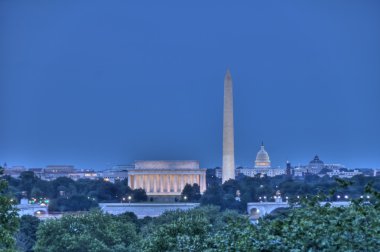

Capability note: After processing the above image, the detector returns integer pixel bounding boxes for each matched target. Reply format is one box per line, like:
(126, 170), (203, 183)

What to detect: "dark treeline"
(13, 198), (380, 251)
(2, 166), (380, 251)
(3, 171), (147, 212)
(200, 171), (380, 212)
(3, 170), (380, 214)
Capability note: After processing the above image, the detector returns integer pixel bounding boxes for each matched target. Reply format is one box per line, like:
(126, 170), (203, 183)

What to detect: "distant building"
(374, 169), (379, 177)
(3, 166), (27, 178)
(68, 170), (98, 181)
(215, 167), (222, 178)
(238, 167), (286, 178)
(255, 143), (271, 168)
(98, 169), (129, 183)
(286, 161), (292, 177)
(29, 168), (44, 178)
(324, 163), (346, 170)
(45, 165), (75, 173)
(308, 155), (324, 174)
(215, 167), (239, 179)
(293, 165), (308, 177)
(127, 161), (207, 196)
(43, 165), (75, 181)
(326, 169), (362, 178)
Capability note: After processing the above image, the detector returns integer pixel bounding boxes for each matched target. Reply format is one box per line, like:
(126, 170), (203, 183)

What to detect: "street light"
(184, 196), (187, 201)
(337, 195), (341, 200)
(344, 195), (348, 200)
(128, 195), (132, 204)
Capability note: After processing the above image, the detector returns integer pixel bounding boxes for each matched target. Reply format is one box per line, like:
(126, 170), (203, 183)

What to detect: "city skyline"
(1, 1), (380, 169)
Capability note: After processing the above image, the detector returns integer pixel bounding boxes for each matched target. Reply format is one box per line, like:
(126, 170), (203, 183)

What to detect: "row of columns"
(129, 174), (205, 194)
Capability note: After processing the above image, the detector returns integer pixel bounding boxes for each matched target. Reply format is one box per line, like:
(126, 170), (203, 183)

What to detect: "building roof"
(255, 143), (271, 163)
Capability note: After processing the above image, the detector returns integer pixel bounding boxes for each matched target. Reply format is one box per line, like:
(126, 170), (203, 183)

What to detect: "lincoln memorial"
(127, 161), (207, 196)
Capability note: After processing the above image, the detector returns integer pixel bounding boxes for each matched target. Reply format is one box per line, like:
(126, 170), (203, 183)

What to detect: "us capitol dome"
(255, 142), (271, 168)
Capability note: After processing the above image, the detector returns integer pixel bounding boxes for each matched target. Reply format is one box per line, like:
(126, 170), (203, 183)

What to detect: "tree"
(181, 183), (201, 202)
(19, 171), (39, 198)
(34, 210), (137, 252)
(132, 188), (148, 202)
(141, 213), (210, 252)
(0, 166), (19, 251)
(48, 195), (98, 212)
(200, 183), (224, 207)
(207, 195), (380, 251)
(138, 206), (238, 252)
(15, 215), (40, 252)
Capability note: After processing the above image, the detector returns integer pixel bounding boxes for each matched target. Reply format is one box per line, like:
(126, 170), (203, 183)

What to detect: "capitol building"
(255, 142), (271, 168)
(237, 143), (286, 178)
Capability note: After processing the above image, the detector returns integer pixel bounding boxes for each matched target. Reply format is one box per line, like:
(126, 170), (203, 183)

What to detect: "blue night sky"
(1, 1), (379, 170)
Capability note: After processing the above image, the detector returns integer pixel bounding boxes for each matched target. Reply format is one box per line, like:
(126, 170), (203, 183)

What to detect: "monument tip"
(225, 68), (231, 77)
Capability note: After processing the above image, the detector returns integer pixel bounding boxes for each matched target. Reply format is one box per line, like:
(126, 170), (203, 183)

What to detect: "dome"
(309, 155), (324, 165)
(308, 155), (325, 174)
(255, 143), (271, 168)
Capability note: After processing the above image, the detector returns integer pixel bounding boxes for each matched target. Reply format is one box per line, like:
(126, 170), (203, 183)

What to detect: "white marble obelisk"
(222, 69), (235, 182)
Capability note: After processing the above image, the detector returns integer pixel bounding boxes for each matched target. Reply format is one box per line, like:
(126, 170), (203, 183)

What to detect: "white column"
(147, 175), (151, 192)
(180, 175), (184, 191)
(200, 174), (205, 193)
(144, 175), (148, 191)
(135, 175), (139, 189)
(153, 175), (157, 193)
(133, 175), (137, 189)
(170, 175), (175, 192)
(187, 175), (191, 186)
(199, 174), (203, 192)
(177, 175), (181, 193)
(174, 175), (178, 193)
(159, 175), (163, 193)
(167, 175), (171, 192)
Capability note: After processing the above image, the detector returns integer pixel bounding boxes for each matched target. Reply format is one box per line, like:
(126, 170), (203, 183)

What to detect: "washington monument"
(222, 69), (235, 182)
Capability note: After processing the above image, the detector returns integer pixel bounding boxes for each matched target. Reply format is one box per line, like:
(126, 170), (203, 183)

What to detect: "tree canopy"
(34, 210), (137, 252)
(0, 166), (19, 251)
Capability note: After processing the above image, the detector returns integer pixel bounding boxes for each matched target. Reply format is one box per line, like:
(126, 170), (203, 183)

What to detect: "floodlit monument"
(255, 142), (271, 168)
(127, 161), (207, 196)
(222, 69), (236, 182)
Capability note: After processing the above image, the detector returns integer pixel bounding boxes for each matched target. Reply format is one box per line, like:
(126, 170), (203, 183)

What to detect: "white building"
(98, 169), (129, 183)
(255, 143), (271, 168)
(127, 161), (207, 196)
(238, 167), (286, 178)
(326, 169), (362, 178)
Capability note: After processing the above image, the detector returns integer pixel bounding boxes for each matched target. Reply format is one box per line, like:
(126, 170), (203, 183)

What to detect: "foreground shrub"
(34, 210), (137, 252)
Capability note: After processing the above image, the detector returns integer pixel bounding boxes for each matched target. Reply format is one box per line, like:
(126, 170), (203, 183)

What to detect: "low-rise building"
(326, 169), (362, 178)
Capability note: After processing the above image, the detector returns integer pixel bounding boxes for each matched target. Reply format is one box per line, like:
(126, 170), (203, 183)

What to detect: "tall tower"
(222, 69), (235, 182)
